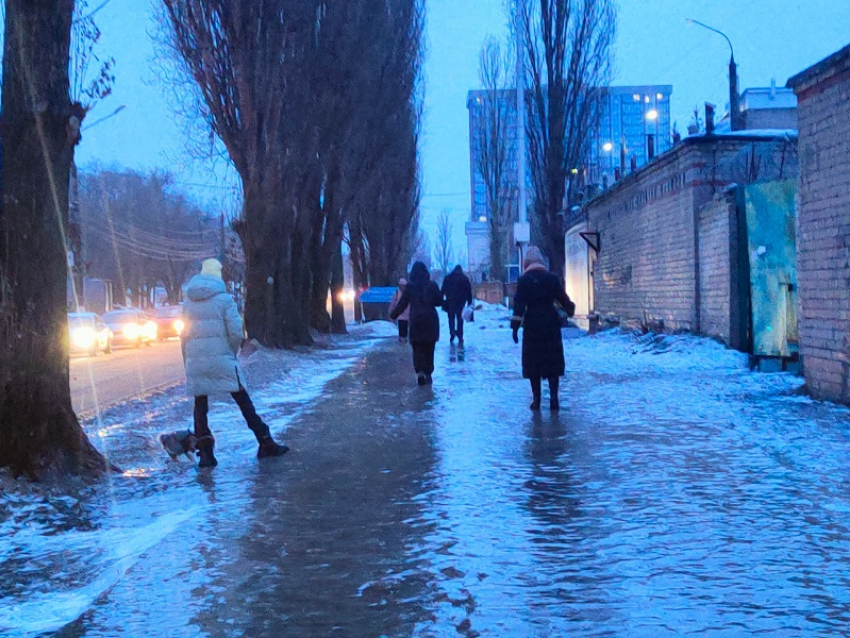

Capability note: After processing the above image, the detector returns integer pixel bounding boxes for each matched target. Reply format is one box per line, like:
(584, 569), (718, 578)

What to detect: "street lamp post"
(515, 0), (530, 273)
(687, 19), (742, 131)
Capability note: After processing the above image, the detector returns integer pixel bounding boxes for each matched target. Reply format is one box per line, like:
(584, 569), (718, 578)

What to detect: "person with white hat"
(181, 258), (289, 468)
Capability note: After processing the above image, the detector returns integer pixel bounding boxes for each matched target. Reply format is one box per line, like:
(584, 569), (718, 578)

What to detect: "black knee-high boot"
(548, 377), (560, 411)
(530, 377), (542, 411)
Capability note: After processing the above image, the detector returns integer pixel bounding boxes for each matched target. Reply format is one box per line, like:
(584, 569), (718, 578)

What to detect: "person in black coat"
(510, 246), (575, 411)
(390, 261), (444, 385)
(441, 265), (473, 345)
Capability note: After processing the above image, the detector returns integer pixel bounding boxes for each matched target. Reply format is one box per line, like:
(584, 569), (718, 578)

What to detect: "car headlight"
(144, 321), (158, 340)
(72, 327), (96, 348)
(123, 324), (140, 339)
(173, 319), (185, 335)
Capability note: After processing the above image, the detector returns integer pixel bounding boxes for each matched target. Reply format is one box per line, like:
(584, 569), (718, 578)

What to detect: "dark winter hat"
(410, 261), (430, 284)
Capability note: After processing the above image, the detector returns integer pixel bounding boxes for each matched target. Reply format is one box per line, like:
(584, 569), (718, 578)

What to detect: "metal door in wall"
(744, 180), (798, 357)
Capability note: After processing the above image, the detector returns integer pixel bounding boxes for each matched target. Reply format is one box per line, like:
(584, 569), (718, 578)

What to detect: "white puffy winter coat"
(182, 274), (244, 396)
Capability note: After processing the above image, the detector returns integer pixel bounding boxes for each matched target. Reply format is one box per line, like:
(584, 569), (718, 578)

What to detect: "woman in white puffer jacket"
(182, 259), (288, 468)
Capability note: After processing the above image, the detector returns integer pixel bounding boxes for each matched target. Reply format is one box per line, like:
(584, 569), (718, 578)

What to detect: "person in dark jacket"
(441, 265), (473, 345)
(390, 261), (444, 385)
(510, 247), (574, 411)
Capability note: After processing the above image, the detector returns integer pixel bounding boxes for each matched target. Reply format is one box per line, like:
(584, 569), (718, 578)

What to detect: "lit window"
(478, 215), (487, 222)
(644, 96), (650, 103)
(656, 93), (664, 100)
(632, 93), (640, 102)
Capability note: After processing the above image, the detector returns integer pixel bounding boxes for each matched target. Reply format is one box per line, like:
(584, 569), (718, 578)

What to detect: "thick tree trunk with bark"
(240, 190), (313, 349)
(0, 0), (108, 480)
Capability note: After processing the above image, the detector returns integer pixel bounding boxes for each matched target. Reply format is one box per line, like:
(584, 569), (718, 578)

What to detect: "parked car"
(153, 305), (185, 340)
(68, 312), (113, 356)
(102, 309), (157, 347)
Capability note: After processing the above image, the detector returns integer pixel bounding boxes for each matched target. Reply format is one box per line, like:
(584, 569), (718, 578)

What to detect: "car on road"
(68, 312), (113, 356)
(102, 309), (158, 348)
(153, 305), (185, 340)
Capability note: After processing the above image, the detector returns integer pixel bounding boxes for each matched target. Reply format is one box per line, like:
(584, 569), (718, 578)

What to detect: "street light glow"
(602, 142), (614, 152)
(646, 109), (659, 121)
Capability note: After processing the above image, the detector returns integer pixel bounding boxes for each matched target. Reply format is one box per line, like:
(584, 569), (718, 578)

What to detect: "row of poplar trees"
(0, 0), (423, 480)
(161, 0), (425, 348)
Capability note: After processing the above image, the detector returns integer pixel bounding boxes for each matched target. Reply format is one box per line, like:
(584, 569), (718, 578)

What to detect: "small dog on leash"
(159, 430), (198, 460)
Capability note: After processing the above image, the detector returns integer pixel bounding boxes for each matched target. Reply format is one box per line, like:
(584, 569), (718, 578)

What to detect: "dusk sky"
(77, 0), (850, 257)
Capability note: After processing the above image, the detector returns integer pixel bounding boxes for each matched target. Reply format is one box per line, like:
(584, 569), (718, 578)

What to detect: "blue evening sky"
(77, 0), (850, 257)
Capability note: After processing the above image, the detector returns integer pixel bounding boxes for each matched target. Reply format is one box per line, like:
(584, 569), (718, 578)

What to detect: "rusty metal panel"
(744, 180), (798, 357)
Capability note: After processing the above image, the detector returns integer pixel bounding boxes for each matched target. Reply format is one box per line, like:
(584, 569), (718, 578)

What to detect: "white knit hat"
(201, 258), (223, 279)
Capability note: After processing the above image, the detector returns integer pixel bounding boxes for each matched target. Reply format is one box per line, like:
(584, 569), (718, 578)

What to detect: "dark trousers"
(194, 389), (269, 441)
(411, 341), (436, 375)
(447, 308), (464, 341)
(530, 377), (560, 403)
(398, 320), (409, 339)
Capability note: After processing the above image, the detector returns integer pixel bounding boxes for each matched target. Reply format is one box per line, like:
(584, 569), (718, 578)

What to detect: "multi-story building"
(466, 85), (673, 281)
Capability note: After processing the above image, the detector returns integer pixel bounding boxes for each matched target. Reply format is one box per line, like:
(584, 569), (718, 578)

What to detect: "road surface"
(70, 339), (185, 416)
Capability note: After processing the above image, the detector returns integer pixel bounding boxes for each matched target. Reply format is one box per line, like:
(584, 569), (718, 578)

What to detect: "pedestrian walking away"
(388, 278), (411, 343)
(441, 264), (473, 346)
(510, 246), (575, 411)
(390, 261), (444, 386)
(182, 258), (289, 468)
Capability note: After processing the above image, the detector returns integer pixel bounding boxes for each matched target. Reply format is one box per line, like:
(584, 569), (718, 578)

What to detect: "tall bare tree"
(161, 0), (423, 344)
(161, 0), (320, 348)
(307, 0), (422, 333)
(434, 209), (455, 275)
(0, 0), (108, 479)
(475, 36), (512, 283)
(516, 0), (616, 277)
(345, 0), (424, 289)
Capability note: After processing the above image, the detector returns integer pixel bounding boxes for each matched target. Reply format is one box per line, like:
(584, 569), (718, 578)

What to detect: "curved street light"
(686, 19), (742, 131)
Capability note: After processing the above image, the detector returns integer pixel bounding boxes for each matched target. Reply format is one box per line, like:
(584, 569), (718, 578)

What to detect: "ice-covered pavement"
(4, 305), (850, 636)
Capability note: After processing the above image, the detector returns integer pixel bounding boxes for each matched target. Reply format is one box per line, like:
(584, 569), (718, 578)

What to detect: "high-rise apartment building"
(466, 85), (673, 281)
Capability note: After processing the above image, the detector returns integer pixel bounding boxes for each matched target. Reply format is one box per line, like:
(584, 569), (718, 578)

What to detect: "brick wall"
(698, 192), (737, 344)
(581, 135), (797, 340)
(790, 46), (850, 402)
(589, 149), (697, 331)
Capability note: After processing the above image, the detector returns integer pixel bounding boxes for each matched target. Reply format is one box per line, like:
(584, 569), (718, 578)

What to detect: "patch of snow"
(0, 509), (197, 637)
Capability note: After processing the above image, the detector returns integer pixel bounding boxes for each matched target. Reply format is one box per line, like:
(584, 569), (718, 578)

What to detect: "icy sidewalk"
(0, 322), (398, 638)
(4, 306), (850, 637)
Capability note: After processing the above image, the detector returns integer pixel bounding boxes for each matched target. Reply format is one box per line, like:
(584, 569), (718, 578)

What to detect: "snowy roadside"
(471, 298), (843, 432)
(4, 301), (850, 636)
(0, 321), (397, 638)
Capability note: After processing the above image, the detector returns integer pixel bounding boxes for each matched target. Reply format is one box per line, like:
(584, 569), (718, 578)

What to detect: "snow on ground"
(4, 303), (850, 636)
(0, 324), (397, 638)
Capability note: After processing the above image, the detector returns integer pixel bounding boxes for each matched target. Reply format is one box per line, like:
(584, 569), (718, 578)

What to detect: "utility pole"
(68, 162), (83, 311)
(514, 0), (530, 268)
(515, 0), (527, 225)
(687, 20), (742, 131)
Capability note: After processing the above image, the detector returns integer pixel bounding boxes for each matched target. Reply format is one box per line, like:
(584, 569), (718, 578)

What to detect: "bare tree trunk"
(476, 37), (511, 282)
(0, 0), (108, 480)
(518, 0), (616, 278)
